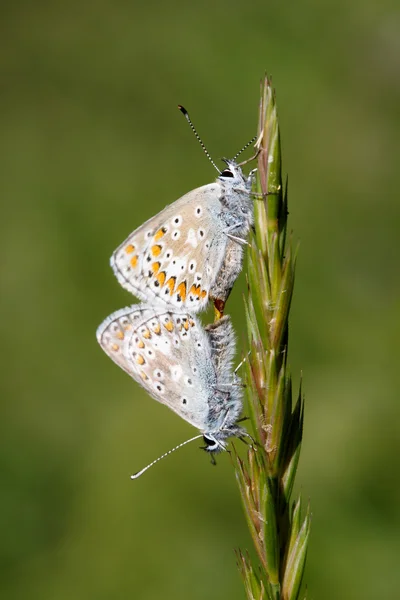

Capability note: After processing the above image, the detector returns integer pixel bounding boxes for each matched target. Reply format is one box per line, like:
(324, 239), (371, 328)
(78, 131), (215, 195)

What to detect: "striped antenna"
(178, 105), (221, 174)
(232, 134), (258, 161)
(131, 434), (204, 480)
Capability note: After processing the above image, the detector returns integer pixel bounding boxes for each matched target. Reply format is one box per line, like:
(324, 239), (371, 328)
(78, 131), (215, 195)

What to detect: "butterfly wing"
(96, 305), (218, 431)
(110, 184), (229, 312)
(96, 304), (156, 375)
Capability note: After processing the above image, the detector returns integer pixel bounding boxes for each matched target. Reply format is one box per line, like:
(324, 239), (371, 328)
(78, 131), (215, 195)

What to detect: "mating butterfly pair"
(97, 108), (255, 476)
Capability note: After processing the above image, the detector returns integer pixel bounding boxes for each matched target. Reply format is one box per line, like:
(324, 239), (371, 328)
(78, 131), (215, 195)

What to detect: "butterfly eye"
(220, 169), (234, 178)
(203, 435), (218, 449)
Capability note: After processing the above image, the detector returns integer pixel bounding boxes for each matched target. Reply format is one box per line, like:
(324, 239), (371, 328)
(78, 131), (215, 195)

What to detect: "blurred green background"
(1, 1), (399, 598)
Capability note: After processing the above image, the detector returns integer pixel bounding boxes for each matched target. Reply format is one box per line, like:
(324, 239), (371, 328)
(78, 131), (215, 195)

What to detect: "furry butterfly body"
(96, 305), (244, 451)
(111, 161), (253, 315)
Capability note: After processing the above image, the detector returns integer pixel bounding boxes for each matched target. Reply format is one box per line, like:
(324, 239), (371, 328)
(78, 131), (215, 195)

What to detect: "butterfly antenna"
(234, 350), (251, 376)
(178, 105), (221, 174)
(130, 434), (204, 480)
(232, 134), (258, 161)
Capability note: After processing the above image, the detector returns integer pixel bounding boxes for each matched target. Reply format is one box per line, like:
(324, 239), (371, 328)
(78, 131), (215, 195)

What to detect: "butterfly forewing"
(97, 305), (216, 430)
(111, 184), (229, 312)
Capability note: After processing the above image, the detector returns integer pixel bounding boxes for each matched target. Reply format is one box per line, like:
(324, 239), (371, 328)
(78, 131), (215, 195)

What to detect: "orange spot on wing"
(177, 282), (187, 302)
(140, 370), (149, 381)
(137, 340), (145, 349)
(189, 284), (201, 296)
(130, 255), (139, 268)
(151, 245), (162, 257)
(152, 262), (161, 274)
(152, 323), (161, 335)
(125, 244), (135, 254)
(154, 227), (166, 241)
(166, 277), (176, 295)
(136, 354), (145, 365)
(111, 344), (119, 351)
(157, 271), (166, 286)
(183, 320), (189, 331)
(163, 320), (174, 332)
(116, 331), (124, 340)
(200, 289), (207, 299)
(142, 328), (151, 339)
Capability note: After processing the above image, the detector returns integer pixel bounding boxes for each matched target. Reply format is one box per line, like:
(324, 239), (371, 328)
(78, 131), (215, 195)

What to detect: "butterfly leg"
(237, 435), (250, 446)
(249, 188), (281, 199)
(237, 415), (250, 423)
(234, 351), (251, 378)
(225, 232), (249, 246)
(223, 222), (249, 246)
(238, 433), (258, 450)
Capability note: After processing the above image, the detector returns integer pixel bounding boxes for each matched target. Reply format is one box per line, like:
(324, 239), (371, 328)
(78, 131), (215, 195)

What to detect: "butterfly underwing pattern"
(110, 160), (254, 315)
(96, 304), (245, 451)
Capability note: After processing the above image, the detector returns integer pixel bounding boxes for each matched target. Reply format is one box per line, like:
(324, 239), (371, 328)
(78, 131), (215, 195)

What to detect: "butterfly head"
(201, 394), (246, 453)
(219, 158), (245, 182)
(218, 158), (254, 195)
(202, 433), (226, 453)
(201, 422), (247, 453)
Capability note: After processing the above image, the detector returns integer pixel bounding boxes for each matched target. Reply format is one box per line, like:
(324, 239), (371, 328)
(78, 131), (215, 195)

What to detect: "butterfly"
(110, 108), (255, 318)
(96, 304), (246, 461)
(110, 162), (253, 317)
